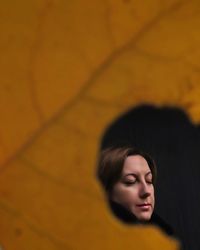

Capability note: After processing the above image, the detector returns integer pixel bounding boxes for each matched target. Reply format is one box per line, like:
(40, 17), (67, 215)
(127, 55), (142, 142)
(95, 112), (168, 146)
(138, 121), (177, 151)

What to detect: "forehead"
(122, 155), (151, 175)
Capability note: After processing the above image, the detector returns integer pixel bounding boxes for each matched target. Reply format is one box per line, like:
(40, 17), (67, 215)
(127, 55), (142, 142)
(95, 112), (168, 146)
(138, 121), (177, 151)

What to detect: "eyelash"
(124, 180), (152, 185)
(124, 181), (136, 186)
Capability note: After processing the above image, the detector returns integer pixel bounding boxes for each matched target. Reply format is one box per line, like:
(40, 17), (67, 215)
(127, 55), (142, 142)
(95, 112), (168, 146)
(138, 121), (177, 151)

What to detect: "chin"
(136, 213), (152, 221)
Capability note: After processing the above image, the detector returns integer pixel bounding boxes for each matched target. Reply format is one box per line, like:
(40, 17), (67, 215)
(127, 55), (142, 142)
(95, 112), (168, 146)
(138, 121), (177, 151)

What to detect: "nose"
(139, 182), (151, 199)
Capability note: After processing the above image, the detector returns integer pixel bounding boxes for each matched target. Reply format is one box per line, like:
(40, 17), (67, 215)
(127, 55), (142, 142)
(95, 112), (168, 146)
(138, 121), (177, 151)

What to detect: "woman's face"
(111, 155), (155, 221)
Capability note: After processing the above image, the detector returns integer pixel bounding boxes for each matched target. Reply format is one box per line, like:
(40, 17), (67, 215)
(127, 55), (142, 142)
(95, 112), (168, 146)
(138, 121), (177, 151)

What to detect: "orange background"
(1, 0), (200, 249)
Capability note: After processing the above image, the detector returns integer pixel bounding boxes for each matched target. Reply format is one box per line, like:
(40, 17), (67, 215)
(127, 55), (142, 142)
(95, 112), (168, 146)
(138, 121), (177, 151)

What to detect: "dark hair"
(97, 146), (157, 193)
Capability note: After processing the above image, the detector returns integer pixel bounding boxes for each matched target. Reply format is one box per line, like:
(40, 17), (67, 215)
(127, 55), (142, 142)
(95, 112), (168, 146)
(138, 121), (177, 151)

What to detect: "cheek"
(111, 186), (138, 204)
(151, 188), (155, 207)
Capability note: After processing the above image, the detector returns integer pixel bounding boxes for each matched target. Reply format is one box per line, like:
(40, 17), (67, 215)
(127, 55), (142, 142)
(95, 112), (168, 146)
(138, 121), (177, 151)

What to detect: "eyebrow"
(124, 171), (152, 178)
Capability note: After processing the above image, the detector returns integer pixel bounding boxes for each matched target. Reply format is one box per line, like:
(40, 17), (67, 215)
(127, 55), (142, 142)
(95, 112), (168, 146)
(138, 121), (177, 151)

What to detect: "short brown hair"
(97, 146), (157, 193)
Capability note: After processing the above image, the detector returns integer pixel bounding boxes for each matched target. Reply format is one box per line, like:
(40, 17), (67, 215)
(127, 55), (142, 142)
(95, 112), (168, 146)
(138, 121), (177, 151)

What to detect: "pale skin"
(110, 155), (155, 221)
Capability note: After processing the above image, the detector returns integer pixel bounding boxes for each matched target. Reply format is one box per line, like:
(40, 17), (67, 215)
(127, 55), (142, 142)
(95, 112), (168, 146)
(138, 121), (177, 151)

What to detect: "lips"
(137, 203), (151, 207)
(137, 203), (151, 209)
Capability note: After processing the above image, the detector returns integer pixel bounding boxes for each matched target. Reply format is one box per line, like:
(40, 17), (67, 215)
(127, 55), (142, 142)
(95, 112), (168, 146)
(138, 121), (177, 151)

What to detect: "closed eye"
(146, 174), (153, 184)
(123, 179), (137, 185)
(146, 178), (153, 184)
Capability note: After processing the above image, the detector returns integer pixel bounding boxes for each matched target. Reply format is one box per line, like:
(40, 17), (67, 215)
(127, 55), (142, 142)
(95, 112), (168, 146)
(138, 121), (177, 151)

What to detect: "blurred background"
(1, 0), (200, 249)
